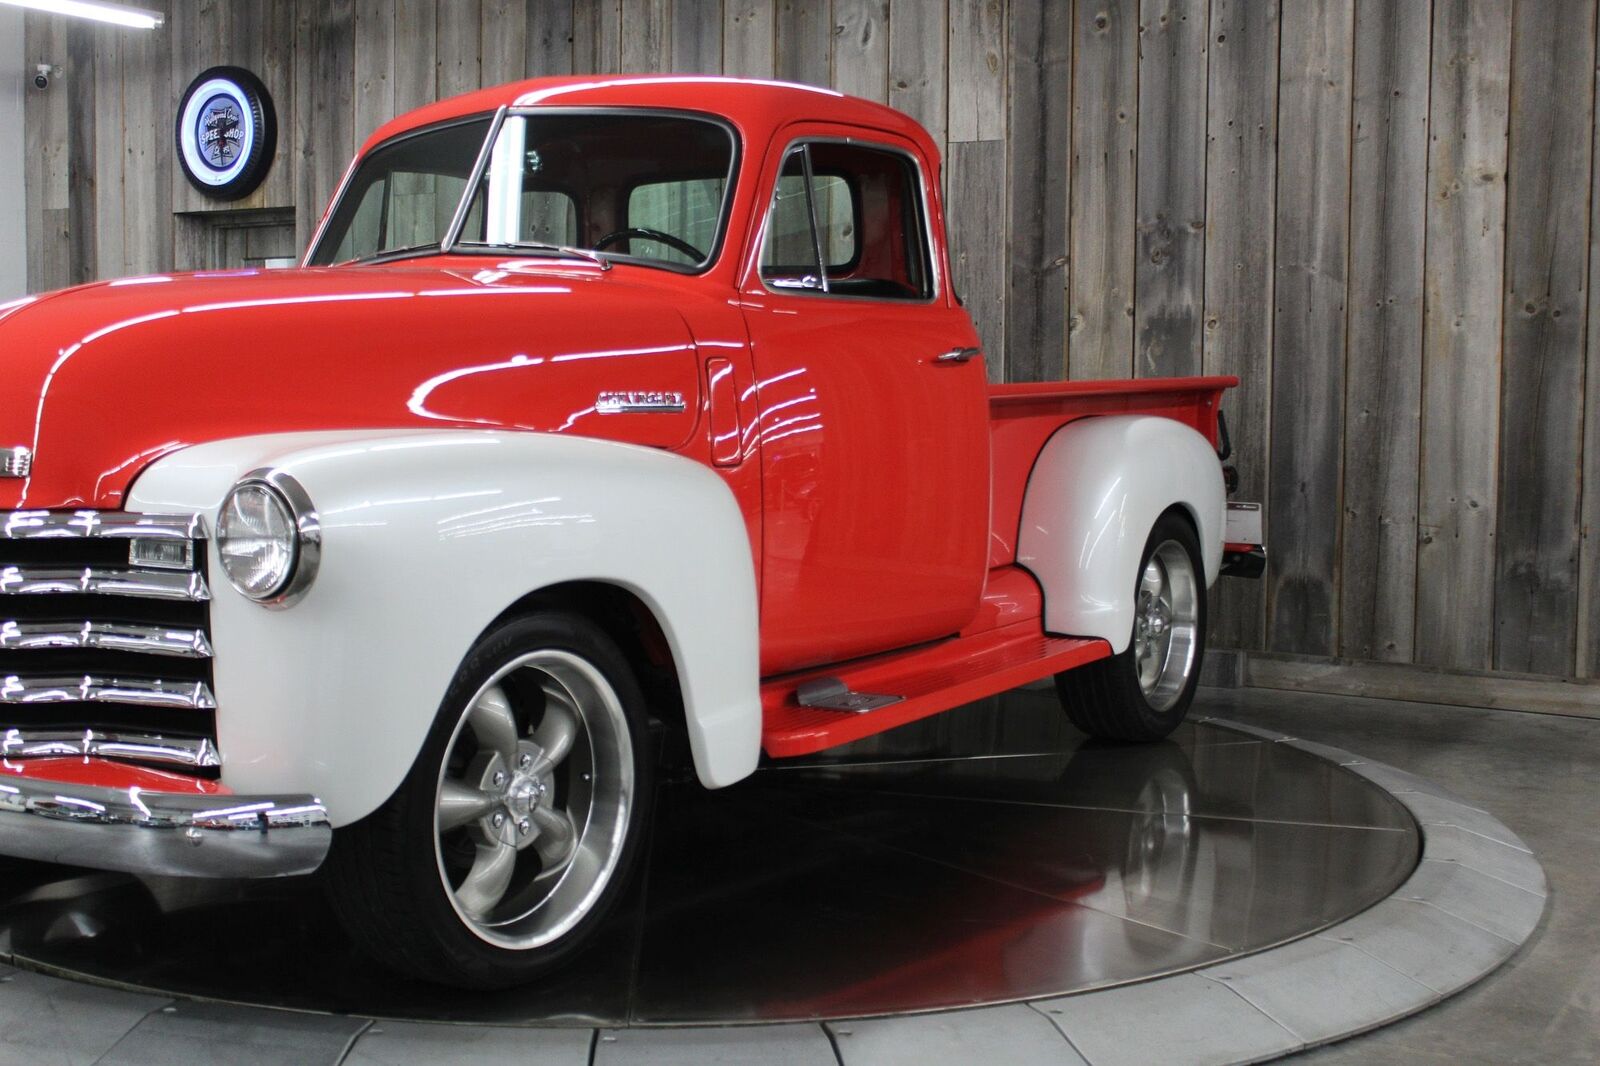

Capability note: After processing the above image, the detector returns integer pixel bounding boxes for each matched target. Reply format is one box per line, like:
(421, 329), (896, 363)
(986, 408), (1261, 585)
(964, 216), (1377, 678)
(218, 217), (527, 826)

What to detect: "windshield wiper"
(458, 241), (612, 271)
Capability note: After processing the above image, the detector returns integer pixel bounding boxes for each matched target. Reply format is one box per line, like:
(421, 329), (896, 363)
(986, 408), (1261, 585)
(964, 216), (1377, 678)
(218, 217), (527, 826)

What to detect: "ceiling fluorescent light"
(0, 0), (164, 29)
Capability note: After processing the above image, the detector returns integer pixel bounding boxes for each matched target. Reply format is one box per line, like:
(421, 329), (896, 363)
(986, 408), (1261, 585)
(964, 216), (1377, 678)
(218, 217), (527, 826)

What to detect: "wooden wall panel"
(1202, 0), (1278, 652)
(1068, 1), (1136, 380)
(119, 2), (173, 276)
(833, 0), (888, 104)
(293, 0), (355, 251)
(353, 0), (395, 141)
(91, 26), (123, 280)
(775, 0), (829, 85)
(1416, 0), (1512, 671)
(435, 0), (481, 95)
(1004, 0), (1070, 383)
(947, 139), (1008, 379)
(888, 0), (945, 147)
(22, 0), (1600, 687)
(722, 0), (774, 78)
(481, 0), (528, 84)
(1133, 0), (1207, 379)
(527, 0), (576, 76)
(64, 24), (96, 286)
(1267, 0), (1354, 657)
(1494, 0), (1595, 675)
(1339, 0), (1430, 663)
(671, 0), (722, 73)
(948, 0), (1006, 143)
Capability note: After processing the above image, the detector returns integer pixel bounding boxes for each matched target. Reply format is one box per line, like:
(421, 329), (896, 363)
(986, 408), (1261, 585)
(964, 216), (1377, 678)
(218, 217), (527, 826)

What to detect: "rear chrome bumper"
(0, 773), (330, 878)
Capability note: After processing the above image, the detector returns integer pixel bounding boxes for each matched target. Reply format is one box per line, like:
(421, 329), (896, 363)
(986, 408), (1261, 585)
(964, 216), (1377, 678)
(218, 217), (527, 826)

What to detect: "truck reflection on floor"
(0, 691), (1416, 1024)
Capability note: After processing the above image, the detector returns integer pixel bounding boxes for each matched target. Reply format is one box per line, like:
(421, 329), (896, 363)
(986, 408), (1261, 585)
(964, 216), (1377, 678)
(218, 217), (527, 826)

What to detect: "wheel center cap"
(508, 776), (544, 816)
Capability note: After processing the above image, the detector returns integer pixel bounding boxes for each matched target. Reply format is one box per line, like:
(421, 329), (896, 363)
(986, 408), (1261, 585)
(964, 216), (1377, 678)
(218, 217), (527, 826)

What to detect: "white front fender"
(1017, 415), (1225, 653)
(127, 430), (760, 825)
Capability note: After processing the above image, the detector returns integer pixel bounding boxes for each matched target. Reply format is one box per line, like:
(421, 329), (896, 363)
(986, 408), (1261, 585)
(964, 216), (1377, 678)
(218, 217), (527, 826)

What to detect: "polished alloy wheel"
(1132, 539), (1200, 712)
(432, 649), (634, 949)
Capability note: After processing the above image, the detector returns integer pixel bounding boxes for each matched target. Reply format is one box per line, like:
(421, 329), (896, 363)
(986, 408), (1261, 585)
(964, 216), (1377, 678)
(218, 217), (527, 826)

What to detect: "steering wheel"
(593, 227), (707, 263)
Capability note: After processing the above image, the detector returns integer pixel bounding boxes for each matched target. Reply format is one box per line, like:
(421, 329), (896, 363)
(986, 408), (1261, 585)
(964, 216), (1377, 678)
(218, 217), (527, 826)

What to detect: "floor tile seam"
(88, 996), (181, 1066)
(1387, 788), (1495, 817)
(1412, 855), (1548, 900)
(820, 1020), (847, 1066)
(789, 786), (1415, 833)
(1191, 970), (1310, 1049)
(1417, 818), (1535, 854)
(331, 1017), (375, 1066)
(1311, 932), (1448, 997)
(1021, 999), (1093, 1064)
(789, 814), (1238, 952)
(1405, 897), (1523, 946)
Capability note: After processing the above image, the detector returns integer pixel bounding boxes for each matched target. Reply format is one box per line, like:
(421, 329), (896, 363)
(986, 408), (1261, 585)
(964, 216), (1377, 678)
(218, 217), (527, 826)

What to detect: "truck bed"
(987, 375), (1237, 567)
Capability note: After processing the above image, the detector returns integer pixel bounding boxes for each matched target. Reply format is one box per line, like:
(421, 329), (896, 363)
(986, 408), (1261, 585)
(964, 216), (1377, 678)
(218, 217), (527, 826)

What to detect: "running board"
(761, 626), (1113, 758)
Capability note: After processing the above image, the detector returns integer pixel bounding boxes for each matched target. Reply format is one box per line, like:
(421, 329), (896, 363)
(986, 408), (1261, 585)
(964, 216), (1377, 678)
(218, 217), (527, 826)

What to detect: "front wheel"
(1055, 510), (1206, 741)
(324, 612), (653, 988)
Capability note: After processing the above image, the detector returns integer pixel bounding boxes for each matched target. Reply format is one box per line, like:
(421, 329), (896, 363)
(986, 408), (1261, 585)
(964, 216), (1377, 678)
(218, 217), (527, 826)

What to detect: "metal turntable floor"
(0, 689), (1419, 1027)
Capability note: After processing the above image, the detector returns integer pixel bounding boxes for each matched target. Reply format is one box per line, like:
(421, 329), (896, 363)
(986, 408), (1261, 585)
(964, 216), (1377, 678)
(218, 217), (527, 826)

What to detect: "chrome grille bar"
(0, 675), (216, 710)
(1, 727), (220, 768)
(0, 511), (207, 541)
(0, 565), (210, 601)
(0, 621), (212, 658)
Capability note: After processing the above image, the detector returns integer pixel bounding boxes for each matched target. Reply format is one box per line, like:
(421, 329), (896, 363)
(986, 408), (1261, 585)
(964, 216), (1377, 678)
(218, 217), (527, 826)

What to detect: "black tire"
(324, 612), (654, 989)
(1055, 510), (1206, 741)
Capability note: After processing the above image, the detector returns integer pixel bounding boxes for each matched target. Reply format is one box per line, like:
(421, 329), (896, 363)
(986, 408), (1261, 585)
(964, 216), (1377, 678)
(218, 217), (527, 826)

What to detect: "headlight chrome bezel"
(217, 468), (321, 608)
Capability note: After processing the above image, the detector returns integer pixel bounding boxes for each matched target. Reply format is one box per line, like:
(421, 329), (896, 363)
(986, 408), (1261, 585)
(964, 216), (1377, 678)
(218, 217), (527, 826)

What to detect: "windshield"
(308, 110), (737, 270)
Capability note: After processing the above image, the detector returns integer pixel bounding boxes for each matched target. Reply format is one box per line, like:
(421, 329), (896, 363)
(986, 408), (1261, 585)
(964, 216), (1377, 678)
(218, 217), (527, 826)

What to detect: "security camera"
(32, 64), (55, 91)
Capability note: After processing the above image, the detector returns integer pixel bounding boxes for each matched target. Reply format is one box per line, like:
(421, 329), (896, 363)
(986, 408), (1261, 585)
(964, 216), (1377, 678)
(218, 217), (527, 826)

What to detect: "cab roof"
(360, 74), (937, 161)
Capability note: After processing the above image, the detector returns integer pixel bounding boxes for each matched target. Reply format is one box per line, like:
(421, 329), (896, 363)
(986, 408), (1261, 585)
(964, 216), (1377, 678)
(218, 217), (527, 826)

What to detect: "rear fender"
(127, 430), (760, 825)
(1016, 415), (1225, 653)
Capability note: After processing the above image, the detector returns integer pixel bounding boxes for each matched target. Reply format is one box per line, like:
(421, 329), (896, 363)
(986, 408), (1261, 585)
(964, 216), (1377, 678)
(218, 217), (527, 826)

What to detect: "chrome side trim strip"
(0, 566), (211, 601)
(0, 776), (330, 878)
(0, 675), (217, 710)
(0, 621), (213, 658)
(0, 511), (207, 541)
(1, 728), (221, 768)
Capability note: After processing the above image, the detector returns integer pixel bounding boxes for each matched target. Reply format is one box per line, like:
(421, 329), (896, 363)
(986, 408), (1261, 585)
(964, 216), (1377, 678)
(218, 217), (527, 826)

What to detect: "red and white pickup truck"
(0, 76), (1263, 986)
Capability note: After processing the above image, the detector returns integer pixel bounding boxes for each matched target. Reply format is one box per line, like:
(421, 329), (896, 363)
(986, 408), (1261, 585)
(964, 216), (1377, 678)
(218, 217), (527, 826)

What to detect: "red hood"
(0, 263), (704, 509)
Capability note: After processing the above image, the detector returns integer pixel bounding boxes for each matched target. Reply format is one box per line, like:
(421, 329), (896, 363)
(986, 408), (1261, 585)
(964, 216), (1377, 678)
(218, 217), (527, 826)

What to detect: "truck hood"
(0, 264), (704, 509)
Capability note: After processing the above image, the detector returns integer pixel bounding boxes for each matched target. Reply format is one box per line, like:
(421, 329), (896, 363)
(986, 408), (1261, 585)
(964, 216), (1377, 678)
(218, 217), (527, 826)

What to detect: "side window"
(759, 149), (823, 290)
(627, 178), (726, 265)
(758, 141), (932, 301)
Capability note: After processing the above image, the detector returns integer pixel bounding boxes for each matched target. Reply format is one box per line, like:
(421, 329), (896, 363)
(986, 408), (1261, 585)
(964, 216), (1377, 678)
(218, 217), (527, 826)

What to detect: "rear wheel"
(324, 612), (652, 988)
(1055, 510), (1206, 741)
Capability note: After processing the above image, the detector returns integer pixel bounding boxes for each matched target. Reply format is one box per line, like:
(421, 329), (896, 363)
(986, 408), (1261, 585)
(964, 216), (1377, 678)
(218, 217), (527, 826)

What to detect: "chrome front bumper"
(0, 775), (330, 878)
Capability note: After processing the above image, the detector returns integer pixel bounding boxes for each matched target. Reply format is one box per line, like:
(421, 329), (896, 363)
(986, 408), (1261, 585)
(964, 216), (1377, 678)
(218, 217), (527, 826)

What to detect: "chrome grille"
(0, 510), (216, 773)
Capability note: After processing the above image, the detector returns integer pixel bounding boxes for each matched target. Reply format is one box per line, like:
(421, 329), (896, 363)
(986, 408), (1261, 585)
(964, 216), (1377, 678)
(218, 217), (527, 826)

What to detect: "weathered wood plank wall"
(18, 0), (1600, 683)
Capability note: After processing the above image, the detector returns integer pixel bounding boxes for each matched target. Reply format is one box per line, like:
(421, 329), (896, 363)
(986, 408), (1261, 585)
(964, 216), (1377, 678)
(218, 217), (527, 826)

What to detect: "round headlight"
(217, 471), (320, 605)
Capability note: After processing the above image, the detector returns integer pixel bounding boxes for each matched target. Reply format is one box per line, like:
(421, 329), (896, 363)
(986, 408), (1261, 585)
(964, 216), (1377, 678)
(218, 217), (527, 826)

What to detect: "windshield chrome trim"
(440, 105), (511, 256)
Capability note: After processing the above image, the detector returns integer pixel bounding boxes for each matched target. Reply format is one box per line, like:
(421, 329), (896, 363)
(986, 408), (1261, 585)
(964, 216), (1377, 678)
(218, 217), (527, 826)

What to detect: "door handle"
(934, 347), (983, 364)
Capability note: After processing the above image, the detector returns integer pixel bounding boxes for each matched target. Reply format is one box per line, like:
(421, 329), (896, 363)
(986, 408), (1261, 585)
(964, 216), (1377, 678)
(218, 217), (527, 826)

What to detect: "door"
(740, 134), (991, 675)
